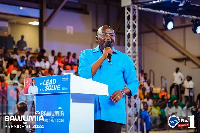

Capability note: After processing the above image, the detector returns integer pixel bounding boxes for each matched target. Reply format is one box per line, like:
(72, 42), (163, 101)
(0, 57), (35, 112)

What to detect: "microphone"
(105, 41), (112, 63)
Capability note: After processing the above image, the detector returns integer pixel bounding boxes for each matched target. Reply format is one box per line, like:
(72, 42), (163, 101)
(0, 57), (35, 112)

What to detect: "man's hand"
(102, 47), (113, 60)
(110, 91), (123, 103)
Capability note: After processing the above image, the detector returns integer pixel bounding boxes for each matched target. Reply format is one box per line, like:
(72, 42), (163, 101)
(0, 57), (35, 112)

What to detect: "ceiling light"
(163, 14), (174, 30)
(28, 21), (39, 25)
(192, 19), (200, 34)
(20, 7), (23, 10)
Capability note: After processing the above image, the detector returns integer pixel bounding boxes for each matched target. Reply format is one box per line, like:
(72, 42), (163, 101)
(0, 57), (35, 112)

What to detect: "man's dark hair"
(17, 102), (27, 113)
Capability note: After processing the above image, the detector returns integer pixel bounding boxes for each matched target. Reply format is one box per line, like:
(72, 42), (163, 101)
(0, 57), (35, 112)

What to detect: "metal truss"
(125, 4), (141, 133)
(125, 4), (139, 71)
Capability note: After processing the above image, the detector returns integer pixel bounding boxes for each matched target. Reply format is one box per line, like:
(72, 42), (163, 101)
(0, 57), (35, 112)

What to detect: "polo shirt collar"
(93, 45), (118, 54)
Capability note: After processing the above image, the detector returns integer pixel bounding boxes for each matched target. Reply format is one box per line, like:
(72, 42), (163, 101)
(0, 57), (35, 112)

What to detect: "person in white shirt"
(48, 50), (55, 64)
(172, 100), (184, 118)
(170, 67), (184, 100)
(51, 56), (58, 70)
(28, 78), (38, 94)
(165, 101), (173, 117)
(182, 102), (196, 118)
(143, 93), (153, 107)
(41, 56), (50, 69)
(139, 70), (144, 83)
(145, 79), (154, 93)
(183, 76), (194, 103)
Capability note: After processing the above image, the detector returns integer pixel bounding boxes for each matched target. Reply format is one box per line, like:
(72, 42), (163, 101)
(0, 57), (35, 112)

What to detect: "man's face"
(168, 103), (172, 108)
(21, 57), (25, 62)
(144, 74), (147, 79)
(32, 79), (35, 85)
(13, 61), (17, 67)
(97, 26), (115, 50)
(10, 74), (15, 80)
(143, 103), (148, 110)
(52, 51), (55, 56)
(22, 68), (26, 73)
(147, 79), (151, 85)
(175, 68), (179, 72)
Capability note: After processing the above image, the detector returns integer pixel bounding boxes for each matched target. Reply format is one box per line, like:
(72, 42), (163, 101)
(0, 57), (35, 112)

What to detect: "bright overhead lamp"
(192, 19), (200, 34)
(163, 14), (174, 30)
(28, 21), (39, 25)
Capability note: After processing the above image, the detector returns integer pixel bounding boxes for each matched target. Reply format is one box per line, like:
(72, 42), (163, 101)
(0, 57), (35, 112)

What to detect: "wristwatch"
(121, 90), (126, 96)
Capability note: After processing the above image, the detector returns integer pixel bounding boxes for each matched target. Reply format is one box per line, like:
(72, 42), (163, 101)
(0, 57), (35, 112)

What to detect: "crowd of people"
(0, 47), (79, 91)
(131, 68), (200, 132)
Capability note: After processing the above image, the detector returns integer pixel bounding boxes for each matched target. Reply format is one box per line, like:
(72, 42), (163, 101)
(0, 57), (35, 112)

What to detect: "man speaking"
(78, 25), (139, 133)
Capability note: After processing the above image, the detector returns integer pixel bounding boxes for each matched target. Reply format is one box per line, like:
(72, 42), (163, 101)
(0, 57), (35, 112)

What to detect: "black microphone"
(105, 41), (112, 63)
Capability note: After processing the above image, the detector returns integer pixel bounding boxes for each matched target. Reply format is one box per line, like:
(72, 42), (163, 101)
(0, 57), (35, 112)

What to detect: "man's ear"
(96, 36), (99, 42)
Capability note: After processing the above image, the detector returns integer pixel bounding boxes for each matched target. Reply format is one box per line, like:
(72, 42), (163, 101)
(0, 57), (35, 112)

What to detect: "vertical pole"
(39, 0), (46, 49)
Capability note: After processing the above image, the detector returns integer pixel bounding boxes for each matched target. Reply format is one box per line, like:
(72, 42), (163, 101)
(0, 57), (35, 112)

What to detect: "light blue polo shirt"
(78, 45), (139, 124)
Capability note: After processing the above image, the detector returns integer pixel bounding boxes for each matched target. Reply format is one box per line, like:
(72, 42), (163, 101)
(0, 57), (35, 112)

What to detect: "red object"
(6, 65), (18, 75)
(24, 78), (31, 94)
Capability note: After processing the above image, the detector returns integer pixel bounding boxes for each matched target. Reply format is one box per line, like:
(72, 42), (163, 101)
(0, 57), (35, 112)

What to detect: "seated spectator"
(57, 70), (63, 75)
(69, 64), (75, 74)
(51, 56), (58, 70)
(41, 56), (50, 69)
(165, 100), (173, 117)
(28, 66), (33, 77)
(35, 61), (42, 68)
(172, 100), (184, 118)
(0, 66), (5, 77)
(64, 52), (73, 65)
(183, 102), (192, 117)
(159, 86), (170, 100)
(7, 59), (18, 75)
(18, 56), (26, 68)
(0, 76), (9, 91)
(11, 48), (20, 60)
(33, 67), (44, 77)
(158, 94), (167, 109)
(143, 73), (148, 85)
(0, 59), (6, 70)
(7, 70), (20, 85)
(18, 67), (29, 84)
(139, 87), (147, 102)
(141, 102), (151, 133)
(151, 100), (161, 129)
(149, 87), (154, 99)
(27, 56), (35, 68)
(48, 50), (55, 64)
(54, 65), (65, 75)
(25, 51), (31, 61)
(0, 47), (12, 61)
(72, 53), (78, 65)
(146, 79), (154, 93)
(57, 52), (64, 64)
(47, 68), (54, 76)
(37, 49), (46, 62)
(144, 93), (153, 107)
(183, 76), (194, 103)
(139, 70), (144, 83)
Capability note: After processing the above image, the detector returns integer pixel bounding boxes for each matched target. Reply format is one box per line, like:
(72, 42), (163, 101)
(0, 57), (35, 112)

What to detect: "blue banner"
(24, 75), (70, 95)
(35, 93), (70, 133)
